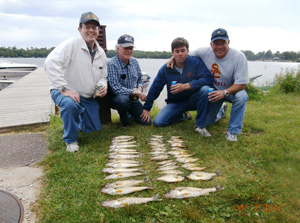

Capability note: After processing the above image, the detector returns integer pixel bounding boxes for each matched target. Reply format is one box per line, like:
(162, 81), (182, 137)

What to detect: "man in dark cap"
(107, 34), (152, 127)
(190, 28), (249, 141)
(45, 12), (107, 152)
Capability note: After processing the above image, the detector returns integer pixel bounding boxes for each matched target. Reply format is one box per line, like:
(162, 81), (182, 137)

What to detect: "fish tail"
(152, 194), (162, 201)
(215, 184), (224, 191)
(215, 170), (222, 176)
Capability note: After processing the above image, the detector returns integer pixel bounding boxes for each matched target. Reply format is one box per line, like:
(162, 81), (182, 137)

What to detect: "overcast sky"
(0, 0), (299, 53)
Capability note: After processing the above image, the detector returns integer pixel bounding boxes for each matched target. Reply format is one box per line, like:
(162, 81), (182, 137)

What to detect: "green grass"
(37, 93), (300, 223)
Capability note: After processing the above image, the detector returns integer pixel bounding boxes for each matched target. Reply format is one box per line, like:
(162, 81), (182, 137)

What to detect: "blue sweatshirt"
(144, 55), (213, 111)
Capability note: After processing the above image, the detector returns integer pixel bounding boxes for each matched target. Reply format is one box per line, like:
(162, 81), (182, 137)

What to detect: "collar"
(117, 54), (131, 67)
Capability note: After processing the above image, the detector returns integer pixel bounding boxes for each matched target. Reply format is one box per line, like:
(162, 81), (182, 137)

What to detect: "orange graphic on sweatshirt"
(211, 63), (221, 79)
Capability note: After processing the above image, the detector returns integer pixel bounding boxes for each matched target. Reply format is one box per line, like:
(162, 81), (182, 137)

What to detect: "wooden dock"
(0, 68), (54, 132)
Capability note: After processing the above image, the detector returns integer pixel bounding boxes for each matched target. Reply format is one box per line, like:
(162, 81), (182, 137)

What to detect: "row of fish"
(151, 135), (220, 183)
(102, 136), (159, 208)
(101, 135), (223, 208)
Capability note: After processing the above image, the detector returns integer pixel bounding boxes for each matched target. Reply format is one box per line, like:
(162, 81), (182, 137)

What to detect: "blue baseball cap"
(211, 28), (229, 42)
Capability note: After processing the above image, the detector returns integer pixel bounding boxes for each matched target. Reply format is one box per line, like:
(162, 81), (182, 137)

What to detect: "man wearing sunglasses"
(107, 34), (151, 127)
(190, 28), (249, 141)
(45, 12), (107, 152)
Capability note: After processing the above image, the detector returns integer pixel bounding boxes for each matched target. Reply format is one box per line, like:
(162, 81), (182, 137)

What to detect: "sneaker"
(225, 130), (237, 142)
(221, 103), (228, 119)
(66, 142), (79, 152)
(195, 127), (212, 137)
(183, 111), (193, 120)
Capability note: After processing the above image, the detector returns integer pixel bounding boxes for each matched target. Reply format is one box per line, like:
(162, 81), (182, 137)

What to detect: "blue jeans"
(204, 89), (248, 135)
(51, 90), (101, 144)
(111, 95), (152, 126)
(153, 86), (210, 127)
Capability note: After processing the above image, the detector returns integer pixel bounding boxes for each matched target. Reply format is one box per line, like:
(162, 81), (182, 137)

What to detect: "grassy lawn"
(37, 91), (300, 223)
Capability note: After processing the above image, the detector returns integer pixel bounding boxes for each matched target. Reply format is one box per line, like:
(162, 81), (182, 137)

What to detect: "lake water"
(4, 57), (300, 86)
(3, 57), (300, 108)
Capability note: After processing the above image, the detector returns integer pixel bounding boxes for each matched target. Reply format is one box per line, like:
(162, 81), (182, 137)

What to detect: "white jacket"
(45, 37), (107, 98)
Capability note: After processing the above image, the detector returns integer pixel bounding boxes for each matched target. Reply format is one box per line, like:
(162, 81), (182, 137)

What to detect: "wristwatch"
(224, 90), (230, 96)
(59, 86), (67, 93)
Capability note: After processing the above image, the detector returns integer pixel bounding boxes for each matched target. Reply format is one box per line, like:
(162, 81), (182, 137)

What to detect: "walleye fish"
(169, 142), (185, 148)
(104, 178), (149, 188)
(149, 151), (167, 155)
(170, 136), (181, 139)
(173, 154), (195, 159)
(109, 151), (140, 156)
(151, 135), (163, 138)
(102, 194), (162, 208)
(168, 150), (189, 155)
(104, 172), (145, 180)
(109, 154), (141, 159)
(186, 171), (220, 181)
(164, 185), (223, 199)
(111, 141), (137, 145)
(156, 174), (185, 183)
(159, 170), (184, 175)
(110, 144), (138, 149)
(176, 157), (199, 163)
(157, 160), (174, 165)
(113, 136), (134, 140)
(102, 168), (142, 174)
(157, 165), (178, 171)
(101, 186), (152, 195)
(107, 159), (140, 164)
(158, 162), (178, 168)
(112, 139), (134, 143)
(181, 163), (207, 171)
(150, 155), (169, 161)
(106, 163), (141, 168)
(109, 148), (138, 152)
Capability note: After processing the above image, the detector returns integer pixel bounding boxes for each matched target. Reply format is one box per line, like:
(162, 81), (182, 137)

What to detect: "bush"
(272, 70), (300, 93)
(245, 82), (264, 101)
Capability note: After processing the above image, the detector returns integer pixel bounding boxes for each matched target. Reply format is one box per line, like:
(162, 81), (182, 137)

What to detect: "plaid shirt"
(107, 55), (143, 96)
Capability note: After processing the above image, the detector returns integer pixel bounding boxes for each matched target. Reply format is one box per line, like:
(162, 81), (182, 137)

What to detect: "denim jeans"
(51, 90), (101, 144)
(153, 86), (210, 127)
(204, 89), (248, 135)
(111, 94), (152, 126)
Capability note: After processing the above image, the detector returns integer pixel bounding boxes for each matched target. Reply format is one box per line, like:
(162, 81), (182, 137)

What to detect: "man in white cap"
(45, 11), (107, 152)
(107, 34), (152, 127)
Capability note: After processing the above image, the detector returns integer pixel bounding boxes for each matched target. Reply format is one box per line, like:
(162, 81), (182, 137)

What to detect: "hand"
(62, 89), (80, 103)
(139, 93), (147, 102)
(140, 109), (150, 123)
(166, 56), (175, 69)
(170, 83), (190, 94)
(97, 86), (107, 98)
(208, 90), (225, 102)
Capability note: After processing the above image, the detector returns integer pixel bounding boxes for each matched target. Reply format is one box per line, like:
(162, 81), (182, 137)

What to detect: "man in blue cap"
(190, 28), (249, 141)
(45, 12), (107, 152)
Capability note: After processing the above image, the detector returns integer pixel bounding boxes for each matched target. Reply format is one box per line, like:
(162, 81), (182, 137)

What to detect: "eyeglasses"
(83, 25), (99, 31)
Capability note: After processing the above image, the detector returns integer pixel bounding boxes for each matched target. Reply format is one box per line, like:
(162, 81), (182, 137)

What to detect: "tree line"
(242, 50), (300, 62)
(0, 46), (299, 62)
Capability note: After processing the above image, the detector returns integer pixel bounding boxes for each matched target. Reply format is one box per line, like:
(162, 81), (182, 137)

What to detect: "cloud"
(0, 0), (300, 53)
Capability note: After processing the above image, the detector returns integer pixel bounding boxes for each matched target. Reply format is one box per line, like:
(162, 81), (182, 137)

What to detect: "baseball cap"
(79, 12), (100, 26)
(118, 34), (134, 47)
(211, 28), (229, 42)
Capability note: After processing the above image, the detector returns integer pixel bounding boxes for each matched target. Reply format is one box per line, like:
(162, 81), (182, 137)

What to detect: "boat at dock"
(0, 59), (37, 71)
